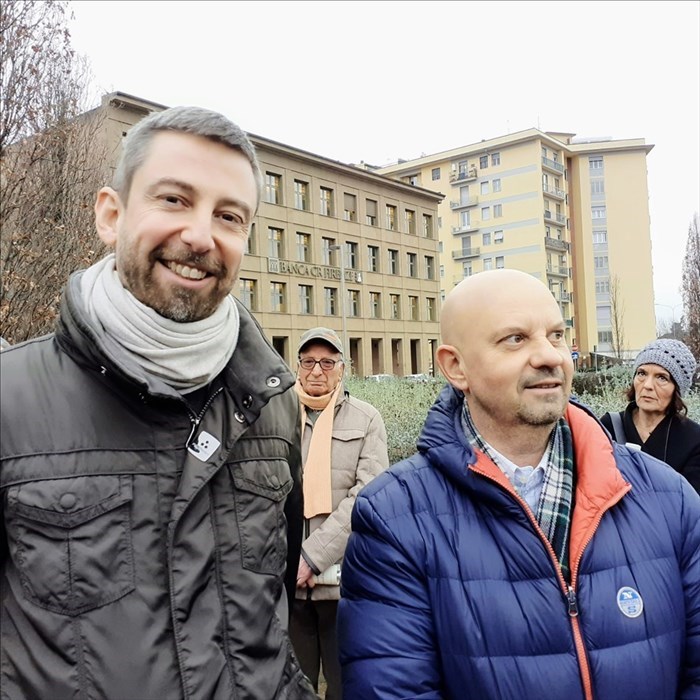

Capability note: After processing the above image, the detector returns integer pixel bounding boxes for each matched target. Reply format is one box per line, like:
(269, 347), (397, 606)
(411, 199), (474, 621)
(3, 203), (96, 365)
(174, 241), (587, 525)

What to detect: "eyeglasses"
(298, 357), (342, 371)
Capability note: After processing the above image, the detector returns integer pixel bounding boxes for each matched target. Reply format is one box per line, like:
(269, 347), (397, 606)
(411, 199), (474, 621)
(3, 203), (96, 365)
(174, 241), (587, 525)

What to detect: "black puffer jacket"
(0, 272), (315, 699)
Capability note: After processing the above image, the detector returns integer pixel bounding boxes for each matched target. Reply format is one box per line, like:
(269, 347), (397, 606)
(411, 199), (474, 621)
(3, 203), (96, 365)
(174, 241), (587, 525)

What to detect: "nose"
(530, 337), (566, 369)
(310, 361), (324, 376)
(180, 212), (215, 253)
(641, 374), (655, 389)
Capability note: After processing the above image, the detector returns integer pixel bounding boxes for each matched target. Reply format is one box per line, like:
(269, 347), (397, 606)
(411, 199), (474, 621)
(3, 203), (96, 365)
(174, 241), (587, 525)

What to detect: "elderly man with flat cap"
(337, 269), (700, 700)
(290, 327), (388, 699)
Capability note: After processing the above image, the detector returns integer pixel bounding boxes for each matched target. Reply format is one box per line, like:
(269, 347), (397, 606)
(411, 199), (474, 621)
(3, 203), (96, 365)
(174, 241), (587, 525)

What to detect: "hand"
(296, 557), (316, 589)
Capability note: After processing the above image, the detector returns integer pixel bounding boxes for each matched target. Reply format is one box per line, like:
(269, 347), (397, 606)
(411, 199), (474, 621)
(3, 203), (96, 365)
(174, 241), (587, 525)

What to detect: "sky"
(67, 0), (699, 328)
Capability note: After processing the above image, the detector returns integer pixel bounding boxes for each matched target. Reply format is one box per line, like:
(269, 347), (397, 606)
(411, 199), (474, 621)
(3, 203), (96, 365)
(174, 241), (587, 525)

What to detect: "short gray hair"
(112, 105), (262, 210)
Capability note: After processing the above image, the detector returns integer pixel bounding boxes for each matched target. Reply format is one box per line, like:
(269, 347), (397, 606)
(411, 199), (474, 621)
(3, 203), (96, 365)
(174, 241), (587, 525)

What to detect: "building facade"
(377, 129), (656, 364)
(98, 92), (444, 375)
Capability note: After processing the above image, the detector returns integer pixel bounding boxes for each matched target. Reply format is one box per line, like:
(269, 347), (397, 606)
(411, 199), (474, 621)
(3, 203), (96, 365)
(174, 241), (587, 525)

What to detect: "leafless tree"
(681, 213), (700, 367)
(0, 0), (109, 343)
(609, 273), (626, 361)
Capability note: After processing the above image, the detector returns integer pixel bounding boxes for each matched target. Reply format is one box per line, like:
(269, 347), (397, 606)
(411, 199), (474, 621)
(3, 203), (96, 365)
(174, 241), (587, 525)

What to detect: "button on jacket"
(0, 271), (315, 699)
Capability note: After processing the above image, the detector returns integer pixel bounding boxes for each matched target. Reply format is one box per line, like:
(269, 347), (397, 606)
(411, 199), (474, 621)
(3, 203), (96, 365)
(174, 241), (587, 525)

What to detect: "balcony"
(560, 291), (571, 302)
(452, 247), (481, 260)
(546, 263), (569, 277)
(565, 318), (574, 328)
(544, 210), (566, 225)
(542, 184), (566, 200)
(542, 156), (564, 173)
(450, 168), (477, 184)
(452, 223), (479, 234)
(450, 196), (479, 209)
(544, 236), (570, 252)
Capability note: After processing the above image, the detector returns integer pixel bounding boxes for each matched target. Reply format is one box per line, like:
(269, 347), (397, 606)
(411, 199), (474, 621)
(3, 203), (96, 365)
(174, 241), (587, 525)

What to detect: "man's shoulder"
(615, 442), (694, 494)
(341, 393), (384, 422)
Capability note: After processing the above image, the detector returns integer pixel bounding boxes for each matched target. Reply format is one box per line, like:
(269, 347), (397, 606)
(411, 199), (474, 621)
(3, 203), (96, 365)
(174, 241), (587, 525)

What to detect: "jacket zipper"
(184, 386), (224, 448)
(470, 465), (628, 700)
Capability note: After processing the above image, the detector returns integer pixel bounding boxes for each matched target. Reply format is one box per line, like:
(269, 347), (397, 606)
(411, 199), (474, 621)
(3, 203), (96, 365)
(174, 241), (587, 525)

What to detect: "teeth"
(167, 262), (206, 280)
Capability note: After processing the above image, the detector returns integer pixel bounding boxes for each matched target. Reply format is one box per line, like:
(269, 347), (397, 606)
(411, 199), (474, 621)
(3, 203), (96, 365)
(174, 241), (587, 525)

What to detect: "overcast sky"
(68, 0), (699, 326)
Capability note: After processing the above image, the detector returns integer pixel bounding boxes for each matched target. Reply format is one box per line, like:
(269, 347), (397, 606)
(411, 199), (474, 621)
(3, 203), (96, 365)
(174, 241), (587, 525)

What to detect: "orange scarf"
(294, 379), (343, 518)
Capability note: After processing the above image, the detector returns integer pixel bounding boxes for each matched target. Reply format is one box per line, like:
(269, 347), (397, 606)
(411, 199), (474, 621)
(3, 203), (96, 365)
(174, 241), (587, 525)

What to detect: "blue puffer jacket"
(338, 385), (700, 699)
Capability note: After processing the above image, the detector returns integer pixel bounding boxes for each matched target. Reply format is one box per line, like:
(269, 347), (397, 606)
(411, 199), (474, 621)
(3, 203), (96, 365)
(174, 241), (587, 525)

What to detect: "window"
(594, 255), (609, 270)
(390, 294), (401, 320)
(494, 204), (502, 218)
(348, 289), (360, 317)
(596, 305), (611, 323)
(422, 214), (434, 238)
(365, 199), (378, 226)
(495, 255), (505, 269)
(386, 204), (397, 230)
(459, 185), (470, 204)
(324, 287), (337, 315)
(426, 297), (436, 322)
(239, 279), (256, 311)
(589, 156), (603, 170)
(491, 152), (500, 166)
(367, 245), (379, 272)
(268, 227), (283, 258)
(595, 279), (610, 294)
(479, 155), (488, 169)
(431, 167), (441, 181)
(591, 181), (605, 194)
(346, 241), (358, 269)
(321, 237), (336, 266)
(299, 285), (313, 314)
(424, 255), (435, 280)
(494, 230), (504, 244)
(480, 181), (489, 195)
(407, 174), (419, 186)
(294, 180), (309, 210)
(482, 232), (492, 246)
(409, 295), (419, 320)
(439, 265), (445, 279)
(463, 262), (473, 277)
(483, 258), (493, 271)
(245, 222), (256, 255)
(492, 178), (501, 192)
(343, 193), (357, 221)
(593, 230), (608, 245)
(542, 146), (548, 158)
(388, 249), (399, 275)
(370, 292), (381, 319)
(407, 252), (417, 277)
(296, 232), (311, 262)
(270, 282), (286, 312)
(592, 206), (606, 219)
(481, 206), (491, 221)
(460, 210), (471, 228)
(598, 330), (613, 344)
(405, 209), (416, 234)
(320, 187), (334, 216)
(264, 172), (282, 204)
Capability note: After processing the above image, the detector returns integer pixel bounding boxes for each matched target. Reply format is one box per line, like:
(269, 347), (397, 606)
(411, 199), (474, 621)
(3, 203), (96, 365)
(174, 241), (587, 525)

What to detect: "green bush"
(346, 373), (700, 464)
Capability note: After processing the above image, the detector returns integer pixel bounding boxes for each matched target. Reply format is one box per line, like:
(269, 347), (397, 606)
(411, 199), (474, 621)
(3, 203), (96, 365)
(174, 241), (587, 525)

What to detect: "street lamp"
(654, 303), (683, 338)
(329, 244), (349, 361)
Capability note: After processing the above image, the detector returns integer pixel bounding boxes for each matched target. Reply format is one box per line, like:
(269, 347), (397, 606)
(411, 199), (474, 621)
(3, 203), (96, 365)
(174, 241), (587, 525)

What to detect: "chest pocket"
(229, 459), (293, 575)
(5, 475), (135, 616)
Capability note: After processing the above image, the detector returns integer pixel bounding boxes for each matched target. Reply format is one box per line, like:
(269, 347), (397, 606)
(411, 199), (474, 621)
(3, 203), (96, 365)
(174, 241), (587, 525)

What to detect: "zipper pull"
(567, 586), (579, 617)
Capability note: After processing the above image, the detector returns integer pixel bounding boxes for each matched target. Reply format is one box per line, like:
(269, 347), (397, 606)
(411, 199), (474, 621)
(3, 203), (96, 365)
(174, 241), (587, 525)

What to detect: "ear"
(94, 187), (123, 247)
(436, 344), (469, 392)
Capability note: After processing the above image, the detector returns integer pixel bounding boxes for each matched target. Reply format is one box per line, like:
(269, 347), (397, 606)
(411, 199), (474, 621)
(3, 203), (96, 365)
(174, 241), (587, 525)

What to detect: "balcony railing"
(546, 263), (569, 277)
(543, 184), (566, 199)
(565, 318), (574, 328)
(450, 196), (479, 209)
(452, 224), (479, 234)
(452, 247), (481, 259)
(544, 210), (566, 225)
(542, 156), (565, 173)
(450, 168), (478, 183)
(544, 236), (570, 252)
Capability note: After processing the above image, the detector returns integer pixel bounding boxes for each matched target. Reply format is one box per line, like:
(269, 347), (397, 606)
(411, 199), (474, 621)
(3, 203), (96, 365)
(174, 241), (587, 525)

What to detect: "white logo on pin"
(187, 431), (221, 462)
(617, 586), (644, 618)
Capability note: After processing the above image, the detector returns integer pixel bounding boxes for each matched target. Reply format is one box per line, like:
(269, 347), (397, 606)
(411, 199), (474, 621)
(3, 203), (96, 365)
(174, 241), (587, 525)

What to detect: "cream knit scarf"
(294, 379), (344, 518)
(81, 254), (239, 393)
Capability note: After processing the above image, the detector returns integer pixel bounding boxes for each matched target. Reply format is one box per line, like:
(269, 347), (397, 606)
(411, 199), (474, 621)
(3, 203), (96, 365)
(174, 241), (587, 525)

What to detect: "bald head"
(440, 269), (562, 347)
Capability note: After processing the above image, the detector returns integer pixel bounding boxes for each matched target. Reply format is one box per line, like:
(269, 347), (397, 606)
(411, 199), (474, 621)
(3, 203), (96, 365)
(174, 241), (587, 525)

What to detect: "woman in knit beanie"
(600, 338), (700, 493)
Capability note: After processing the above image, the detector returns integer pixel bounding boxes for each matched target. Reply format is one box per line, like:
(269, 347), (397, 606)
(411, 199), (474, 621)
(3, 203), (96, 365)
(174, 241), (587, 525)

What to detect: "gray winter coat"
(0, 271), (315, 699)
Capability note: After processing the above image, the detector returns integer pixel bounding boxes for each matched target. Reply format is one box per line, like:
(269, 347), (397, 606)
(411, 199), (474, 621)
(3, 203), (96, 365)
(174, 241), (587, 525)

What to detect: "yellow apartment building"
(97, 92), (444, 376)
(377, 129), (657, 365)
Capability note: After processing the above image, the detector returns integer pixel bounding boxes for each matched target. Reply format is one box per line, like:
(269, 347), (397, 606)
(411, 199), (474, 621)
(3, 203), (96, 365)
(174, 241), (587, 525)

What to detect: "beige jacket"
(297, 388), (389, 601)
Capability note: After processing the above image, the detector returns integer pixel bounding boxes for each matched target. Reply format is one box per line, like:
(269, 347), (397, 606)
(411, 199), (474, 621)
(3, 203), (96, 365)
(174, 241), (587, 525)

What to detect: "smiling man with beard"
(0, 107), (315, 699)
(337, 268), (700, 699)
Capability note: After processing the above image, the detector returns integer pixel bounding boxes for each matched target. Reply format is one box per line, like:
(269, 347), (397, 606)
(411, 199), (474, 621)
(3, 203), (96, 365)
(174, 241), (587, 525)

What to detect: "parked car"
(404, 373), (432, 383)
(366, 374), (394, 382)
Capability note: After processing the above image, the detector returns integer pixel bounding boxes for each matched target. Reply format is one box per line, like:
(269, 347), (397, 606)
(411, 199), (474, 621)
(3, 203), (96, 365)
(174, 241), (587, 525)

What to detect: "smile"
(166, 261), (208, 280)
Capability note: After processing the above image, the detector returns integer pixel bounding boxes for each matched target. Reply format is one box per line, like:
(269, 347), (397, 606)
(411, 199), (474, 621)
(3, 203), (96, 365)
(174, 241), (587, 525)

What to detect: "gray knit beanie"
(633, 338), (696, 396)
